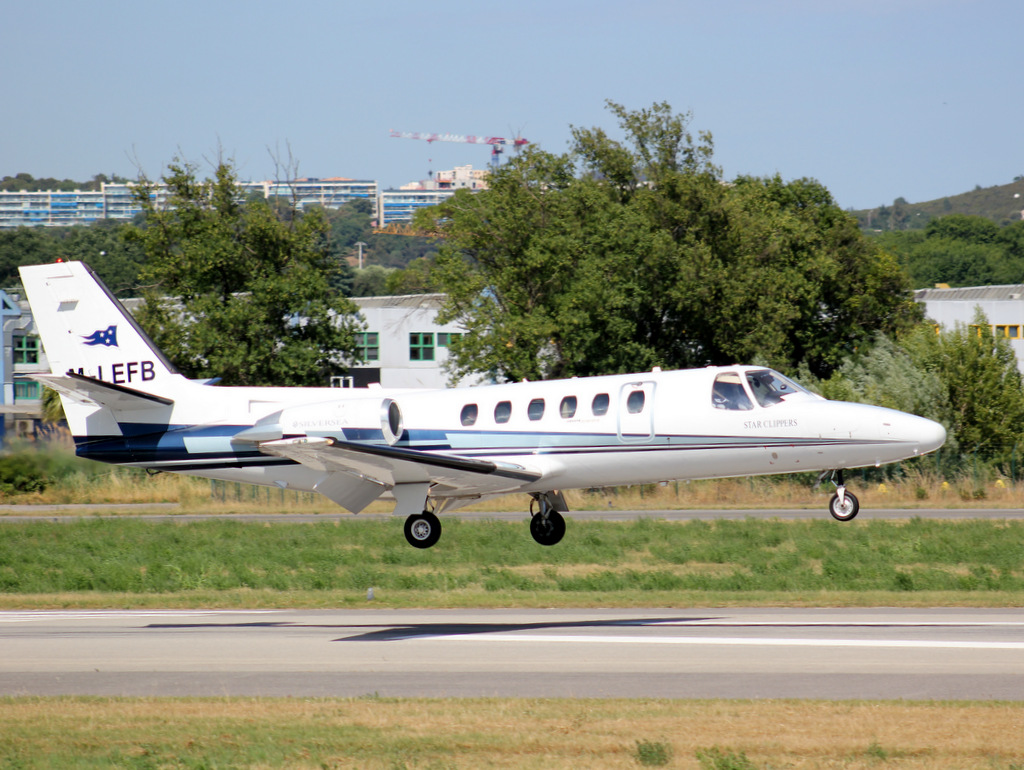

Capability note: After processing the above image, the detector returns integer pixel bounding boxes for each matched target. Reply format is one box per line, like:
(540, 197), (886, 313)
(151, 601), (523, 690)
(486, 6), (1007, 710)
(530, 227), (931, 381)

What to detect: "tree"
(815, 320), (1024, 462)
(712, 175), (921, 376)
(906, 313), (1024, 459)
(925, 214), (1000, 243)
(882, 215), (1024, 288)
(422, 101), (921, 382)
(0, 221), (147, 293)
(126, 158), (362, 387)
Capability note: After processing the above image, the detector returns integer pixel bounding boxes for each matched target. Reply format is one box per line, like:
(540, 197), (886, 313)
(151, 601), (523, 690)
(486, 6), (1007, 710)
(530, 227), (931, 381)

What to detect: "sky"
(3, 0), (1022, 211)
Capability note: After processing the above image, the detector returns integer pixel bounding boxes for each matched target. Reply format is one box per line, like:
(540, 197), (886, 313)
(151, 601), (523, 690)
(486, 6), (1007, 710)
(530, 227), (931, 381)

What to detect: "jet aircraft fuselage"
(19, 261), (946, 547)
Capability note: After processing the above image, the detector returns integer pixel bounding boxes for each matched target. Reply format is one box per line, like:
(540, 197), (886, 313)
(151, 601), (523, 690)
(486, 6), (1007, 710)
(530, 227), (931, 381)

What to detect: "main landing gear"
(824, 469), (860, 521)
(404, 510), (441, 549)
(402, 493), (569, 548)
(529, 492), (566, 546)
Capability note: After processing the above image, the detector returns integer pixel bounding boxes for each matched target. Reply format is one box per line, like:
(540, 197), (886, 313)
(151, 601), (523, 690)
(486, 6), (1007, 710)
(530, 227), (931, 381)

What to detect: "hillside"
(853, 178), (1024, 231)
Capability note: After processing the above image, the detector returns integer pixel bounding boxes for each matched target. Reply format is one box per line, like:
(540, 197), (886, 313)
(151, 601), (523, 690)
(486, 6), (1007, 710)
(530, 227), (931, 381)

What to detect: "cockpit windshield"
(711, 372), (753, 411)
(712, 369), (814, 410)
(745, 370), (811, 407)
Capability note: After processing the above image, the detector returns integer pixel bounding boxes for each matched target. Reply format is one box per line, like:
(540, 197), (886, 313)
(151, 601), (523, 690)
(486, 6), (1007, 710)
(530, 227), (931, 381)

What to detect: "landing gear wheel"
(404, 511), (442, 548)
(829, 491), (860, 521)
(530, 510), (566, 546)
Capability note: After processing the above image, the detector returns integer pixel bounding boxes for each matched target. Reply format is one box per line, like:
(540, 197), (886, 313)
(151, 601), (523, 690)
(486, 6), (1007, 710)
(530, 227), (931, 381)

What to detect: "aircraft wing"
(30, 372), (174, 411)
(258, 436), (543, 503)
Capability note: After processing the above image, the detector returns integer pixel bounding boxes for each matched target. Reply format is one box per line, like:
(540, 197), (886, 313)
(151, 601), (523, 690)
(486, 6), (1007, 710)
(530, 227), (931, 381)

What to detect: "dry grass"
(7, 463), (1024, 515)
(1, 697), (1022, 768)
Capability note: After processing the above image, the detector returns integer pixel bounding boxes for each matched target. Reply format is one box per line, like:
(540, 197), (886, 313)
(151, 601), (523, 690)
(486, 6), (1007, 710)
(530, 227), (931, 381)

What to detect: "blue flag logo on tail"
(82, 325), (118, 347)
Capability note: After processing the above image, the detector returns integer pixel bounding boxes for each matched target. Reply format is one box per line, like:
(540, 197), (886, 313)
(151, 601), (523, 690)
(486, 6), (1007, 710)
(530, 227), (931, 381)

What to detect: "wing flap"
(258, 437), (542, 496)
(313, 472), (387, 514)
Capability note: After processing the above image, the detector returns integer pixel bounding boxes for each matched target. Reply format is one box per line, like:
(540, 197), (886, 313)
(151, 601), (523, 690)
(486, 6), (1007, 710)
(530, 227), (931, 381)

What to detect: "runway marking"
(664, 620), (1024, 628)
(0, 610), (280, 623)
(437, 633), (1024, 650)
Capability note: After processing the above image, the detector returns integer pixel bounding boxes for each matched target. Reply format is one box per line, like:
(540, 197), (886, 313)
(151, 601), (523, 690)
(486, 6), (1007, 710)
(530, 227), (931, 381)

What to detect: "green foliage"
(696, 747), (759, 770)
(351, 264), (396, 297)
(908, 312), (1024, 458)
(0, 449), (82, 495)
(0, 172), (128, 193)
(320, 198), (438, 273)
(423, 101), (920, 381)
(125, 157), (363, 386)
(809, 316), (1024, 462)
(0, 220), (146, 293)
(40, 386), (65, 423)
(869, 214), (1024, 288)
(633, 739), (673, 766)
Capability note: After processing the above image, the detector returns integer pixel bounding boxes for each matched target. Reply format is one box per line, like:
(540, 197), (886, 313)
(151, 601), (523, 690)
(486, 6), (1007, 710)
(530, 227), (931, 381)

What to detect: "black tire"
(829, 491), (860, 521)
(530, 510), (566, 546)
(404, 512), (441, 548)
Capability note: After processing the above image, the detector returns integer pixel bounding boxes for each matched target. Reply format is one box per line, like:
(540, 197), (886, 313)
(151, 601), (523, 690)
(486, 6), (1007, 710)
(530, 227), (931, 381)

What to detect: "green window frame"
(410, 332), (435, 361)
(14, 380), (40, 400)
(356, 331), (379, 362)
(437, 332), (462, 347)
(13, 336), (39, 365)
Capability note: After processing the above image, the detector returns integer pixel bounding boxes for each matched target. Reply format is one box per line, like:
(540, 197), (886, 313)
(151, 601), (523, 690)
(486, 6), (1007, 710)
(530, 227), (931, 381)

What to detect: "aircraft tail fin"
(18, 261), (181, 392)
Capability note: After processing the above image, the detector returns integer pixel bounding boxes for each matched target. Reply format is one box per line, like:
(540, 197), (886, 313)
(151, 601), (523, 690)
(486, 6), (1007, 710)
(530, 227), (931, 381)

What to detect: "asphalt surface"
(2, 607), (1023, 699)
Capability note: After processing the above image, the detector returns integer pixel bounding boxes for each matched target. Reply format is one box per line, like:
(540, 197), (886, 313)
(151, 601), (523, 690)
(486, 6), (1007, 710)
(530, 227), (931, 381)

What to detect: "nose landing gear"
(824, 469), (860, 521)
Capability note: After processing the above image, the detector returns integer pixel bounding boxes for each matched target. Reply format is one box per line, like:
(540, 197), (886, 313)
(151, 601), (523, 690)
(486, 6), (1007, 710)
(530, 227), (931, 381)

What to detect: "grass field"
(2, 697), (1023, 769)
(1, 516), (1022, 608)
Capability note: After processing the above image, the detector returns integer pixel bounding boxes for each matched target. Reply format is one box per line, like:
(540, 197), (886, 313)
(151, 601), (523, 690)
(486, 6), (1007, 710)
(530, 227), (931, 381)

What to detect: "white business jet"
(19, 261), (946, 548)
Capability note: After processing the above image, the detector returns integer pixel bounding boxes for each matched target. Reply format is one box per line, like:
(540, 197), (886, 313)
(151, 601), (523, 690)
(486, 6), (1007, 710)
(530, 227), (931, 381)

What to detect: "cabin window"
(560, 396), (578, 419)
(409, 332), (435, 361)
(592, 393), (610, 416)
(528, 398), (545, 421)
(626, 390), (645, 414)
(461, 404), (478, 426)
(712, 372), (754, 411)
(746, 369), (808, 408)
(494, 401), (512, 424)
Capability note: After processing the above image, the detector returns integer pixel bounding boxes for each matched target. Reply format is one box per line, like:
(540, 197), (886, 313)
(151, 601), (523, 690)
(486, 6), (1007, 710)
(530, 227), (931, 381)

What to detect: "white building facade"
(346, 294), (478, 389)
(0, 179), (378, 229)
(915, 284), (1024, 373)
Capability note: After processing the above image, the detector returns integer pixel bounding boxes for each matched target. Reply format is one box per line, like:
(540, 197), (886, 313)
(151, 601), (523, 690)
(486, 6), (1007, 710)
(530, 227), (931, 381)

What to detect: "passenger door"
(617, 381), (656, 442)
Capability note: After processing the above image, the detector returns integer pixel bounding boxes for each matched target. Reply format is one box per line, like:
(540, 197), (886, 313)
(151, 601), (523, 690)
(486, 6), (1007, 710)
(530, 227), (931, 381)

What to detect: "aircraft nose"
(913, 416), (946, 455)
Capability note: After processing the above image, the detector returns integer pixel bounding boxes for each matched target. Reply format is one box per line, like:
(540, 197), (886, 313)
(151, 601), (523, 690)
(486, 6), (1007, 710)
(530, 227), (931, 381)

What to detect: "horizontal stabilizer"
(30, 372), (174, 412)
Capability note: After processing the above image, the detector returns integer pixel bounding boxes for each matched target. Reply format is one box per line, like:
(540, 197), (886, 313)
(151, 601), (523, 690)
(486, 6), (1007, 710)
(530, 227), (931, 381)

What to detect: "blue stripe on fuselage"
(73, 421), (884, 469)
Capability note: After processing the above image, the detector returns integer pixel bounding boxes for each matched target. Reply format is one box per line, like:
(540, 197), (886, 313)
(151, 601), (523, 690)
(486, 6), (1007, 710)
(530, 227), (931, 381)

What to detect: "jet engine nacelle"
(234, 397), (404, 445)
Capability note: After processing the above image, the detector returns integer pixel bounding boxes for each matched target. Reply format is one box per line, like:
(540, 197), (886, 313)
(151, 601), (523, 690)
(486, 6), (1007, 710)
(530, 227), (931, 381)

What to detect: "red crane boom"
(389, 129), (529, 166)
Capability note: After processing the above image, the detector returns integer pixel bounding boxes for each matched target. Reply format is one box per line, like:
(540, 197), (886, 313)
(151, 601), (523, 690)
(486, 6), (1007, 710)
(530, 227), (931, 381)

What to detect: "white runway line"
(0, 610), (280, 623)
(432, 633), (1024, 650)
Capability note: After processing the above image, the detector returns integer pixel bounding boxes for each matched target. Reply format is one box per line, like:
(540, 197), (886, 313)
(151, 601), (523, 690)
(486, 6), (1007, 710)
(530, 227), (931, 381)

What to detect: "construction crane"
(389, 129), (529, 168)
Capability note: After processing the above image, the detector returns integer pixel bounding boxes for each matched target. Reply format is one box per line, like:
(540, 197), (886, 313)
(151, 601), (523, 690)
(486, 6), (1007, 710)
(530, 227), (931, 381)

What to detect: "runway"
(2, 607), (1023, 699)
